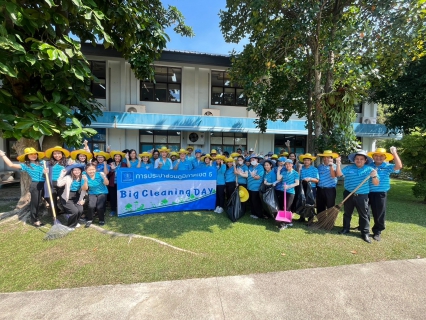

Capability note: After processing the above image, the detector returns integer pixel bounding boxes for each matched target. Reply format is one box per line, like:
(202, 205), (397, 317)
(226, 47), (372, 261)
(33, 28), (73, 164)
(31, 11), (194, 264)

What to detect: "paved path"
(1, 258), (425, 319)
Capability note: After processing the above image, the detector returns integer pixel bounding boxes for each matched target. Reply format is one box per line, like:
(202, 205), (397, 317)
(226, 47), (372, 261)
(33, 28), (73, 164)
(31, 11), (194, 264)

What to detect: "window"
(5, 138), (18, 161)
(140, 66), (181, 103)
(210, 132), (247, 154)
(274, 135), (306, 155)
(211, 71), (247, 106)
(354, 102), (362, 114)
(86, 128), (107, 152)
(140, 130), (181, 152)
(89, 61), (106, 99)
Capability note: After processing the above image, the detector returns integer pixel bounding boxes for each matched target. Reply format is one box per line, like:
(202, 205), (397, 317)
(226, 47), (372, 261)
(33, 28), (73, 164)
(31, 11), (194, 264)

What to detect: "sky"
(162, 0), (248, 55)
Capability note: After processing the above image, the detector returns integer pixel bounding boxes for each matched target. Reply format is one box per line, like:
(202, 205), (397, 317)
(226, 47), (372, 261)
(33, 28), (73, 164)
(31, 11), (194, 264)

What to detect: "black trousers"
(238, 183), (248, 214)
(29, 181), (44, 223)
(225, 182), (237, 202)
(45, 181), (64, 216)
(108, 185), (118, 211)
(276, 190), (284, 211)
(368, 192), (387, 235)
(316, 187), (337, 214)
(60, 192), (83, 227)
(216, 185), (226, 208)
(343, 190), (370, 235)
(248, 190), (263, 218)
(87, 194), (107, 222)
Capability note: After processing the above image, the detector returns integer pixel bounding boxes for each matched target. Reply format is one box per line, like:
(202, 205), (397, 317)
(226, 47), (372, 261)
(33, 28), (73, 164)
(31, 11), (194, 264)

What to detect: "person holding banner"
(83, 163), (109, 227)
(139, 152), (153, 170)
(154, 146), (173, 170)
(214, 155), (227, 213)
(247, 154), (265, 219)
(225, 157), (237, 201)
(108, 151), (127, 216)
(174, 149), (194, 170)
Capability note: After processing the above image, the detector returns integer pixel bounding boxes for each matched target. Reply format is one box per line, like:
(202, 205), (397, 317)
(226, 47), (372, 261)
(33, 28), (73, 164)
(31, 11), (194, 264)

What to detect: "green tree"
(0, 0), (192, 220)
(371, 57), (426, 134)
(220, 0), (424, 152)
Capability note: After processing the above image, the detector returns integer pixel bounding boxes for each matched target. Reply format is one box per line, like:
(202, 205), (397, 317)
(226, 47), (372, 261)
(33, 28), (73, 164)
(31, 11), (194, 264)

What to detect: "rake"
(309, 174), (371, 231)
(43, 162), (73, 240)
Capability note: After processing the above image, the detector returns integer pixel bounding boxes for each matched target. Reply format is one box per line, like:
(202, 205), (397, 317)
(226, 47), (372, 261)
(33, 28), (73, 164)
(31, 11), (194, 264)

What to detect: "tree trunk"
(41, 132), (63, 151)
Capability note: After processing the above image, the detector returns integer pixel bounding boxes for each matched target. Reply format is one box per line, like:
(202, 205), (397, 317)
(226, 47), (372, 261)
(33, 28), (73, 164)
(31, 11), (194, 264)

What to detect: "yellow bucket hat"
(367, 148), (394, 162)
(139, 152), (152, 158)
(299, 153), (317, 162)
(186, 146), (194, 151)
(70, 149), (93, 160)
(271, 154), (278, 159)
(109, 150), (126, 159)
(225, 157), (235, 163)
(210, 149), (217, 154)
(17, 147), (45, 162)
(201, 154), (213, 161)
(317, 150), (339, 158)
(280, 151), (289, 157)
(177, 148), (188, 154)
(239, 186), (249, 202)
(94, 151), (111, 160)
(214, 155), (226, 160)
(158, 146), (170, 153)
(230, 152), (240, 158)
(45, 146), (70, 158)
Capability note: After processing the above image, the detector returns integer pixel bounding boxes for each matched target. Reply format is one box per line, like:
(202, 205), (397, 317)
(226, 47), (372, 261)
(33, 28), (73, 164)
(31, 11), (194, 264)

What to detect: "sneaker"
(75, 223), (81, 228)
(109, 211), (116, 217)
(279, 223), (287, 230)
(79, 218), (87, 224)
(250, 214), (259, 219)
(214, 206), (220, 213)
(373, 234), (381, 241)
(287, 223), (293, 227)
(217, 207), (224, 214)
(99, 221), (105, 226)
(85, 220), (92, 228)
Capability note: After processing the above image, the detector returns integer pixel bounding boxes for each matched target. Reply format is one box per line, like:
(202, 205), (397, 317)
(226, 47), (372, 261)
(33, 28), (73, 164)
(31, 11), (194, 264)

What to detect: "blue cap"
(245, 157), (251, 162)
(285, 159), (293, 164)
(278, 157), (287, 162)
(267, 151), (273, 156)
(195, 149), (202, 153)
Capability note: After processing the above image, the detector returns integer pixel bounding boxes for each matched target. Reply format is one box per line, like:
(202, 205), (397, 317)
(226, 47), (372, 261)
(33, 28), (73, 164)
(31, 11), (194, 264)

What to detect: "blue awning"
(85, 112), (399, 138)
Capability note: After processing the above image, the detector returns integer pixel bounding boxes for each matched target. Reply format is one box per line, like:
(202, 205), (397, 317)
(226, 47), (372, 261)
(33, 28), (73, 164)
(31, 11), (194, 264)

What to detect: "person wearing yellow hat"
(247, 154), (265, 219)
(44, 146), (71, 216)
(186, 146), (195, 162)
(316, 150), (339, 219)
(367, 147), (402, 241)
(124, 149), (141, 168)
(201, 154), (213, 167)
(173, 148), (193, 170)
(93, 151), (111, 176)
(107, 151), (127, 216)
(210, 149), (218, 158)
(70, 149), (92, 165)
(0, 147), (46, 227)
(297, 153), (319, 222)
(154, 146), (173, 170)
(169, 151), (178, 162)
(139, 152), (153, 170)
(224, 157), (237, 202)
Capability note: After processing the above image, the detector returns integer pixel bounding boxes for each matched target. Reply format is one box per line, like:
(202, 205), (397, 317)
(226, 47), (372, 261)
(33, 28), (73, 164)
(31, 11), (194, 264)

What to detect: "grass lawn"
(0, 179), (425, 293)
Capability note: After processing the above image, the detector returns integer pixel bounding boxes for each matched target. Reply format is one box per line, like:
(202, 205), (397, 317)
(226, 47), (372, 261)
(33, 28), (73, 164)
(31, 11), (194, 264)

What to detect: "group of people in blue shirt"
(0, 143), (401, 243)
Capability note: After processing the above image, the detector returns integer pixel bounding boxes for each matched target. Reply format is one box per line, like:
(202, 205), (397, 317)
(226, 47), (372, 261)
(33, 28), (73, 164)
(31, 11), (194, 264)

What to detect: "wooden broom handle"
(340, 174), (372, 205)
(43, 162), (57, 219)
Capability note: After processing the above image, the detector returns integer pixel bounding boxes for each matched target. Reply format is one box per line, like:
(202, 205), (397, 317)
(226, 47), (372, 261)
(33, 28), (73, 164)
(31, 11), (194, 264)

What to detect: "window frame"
(89, 60), (106, 99)
(140, 66), (182, 103)
(139, 129), (182, 152)
(210, 132), (247, 154)
(211, 70), (247, 106)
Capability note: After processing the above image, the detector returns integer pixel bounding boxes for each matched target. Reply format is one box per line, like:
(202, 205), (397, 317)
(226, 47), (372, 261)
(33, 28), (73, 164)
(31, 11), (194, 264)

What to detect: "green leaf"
(44, 0), (55, 7)
(72, 117), (82, 129)
(52, 92), (61, 104)
(0, 62), (17, 77)
(0, 89), (12, 97)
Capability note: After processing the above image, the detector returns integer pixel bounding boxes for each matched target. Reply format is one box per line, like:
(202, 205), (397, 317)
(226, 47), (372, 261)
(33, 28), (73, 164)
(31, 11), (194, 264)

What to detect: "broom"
(43, 162), (73, 240)
(309, 174), (371, 231)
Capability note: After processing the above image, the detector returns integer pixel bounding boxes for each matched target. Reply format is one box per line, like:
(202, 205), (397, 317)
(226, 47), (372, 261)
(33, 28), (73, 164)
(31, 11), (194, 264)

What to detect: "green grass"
(0, 179), (425, 292)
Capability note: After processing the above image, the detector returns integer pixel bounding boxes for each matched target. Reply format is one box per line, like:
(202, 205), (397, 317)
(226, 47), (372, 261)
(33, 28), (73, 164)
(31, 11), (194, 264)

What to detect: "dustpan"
(275, 183), (293, 223)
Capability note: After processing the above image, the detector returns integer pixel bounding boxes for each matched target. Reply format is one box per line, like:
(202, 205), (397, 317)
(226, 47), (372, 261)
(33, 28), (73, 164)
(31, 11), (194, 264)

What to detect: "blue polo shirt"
(281, 169), (299, 194)
(20, 162), (45, 182)
(341, 165), (376, 194)
(87, 172), (108, 195)
(123, 159), (139, 168)
(317, 163), (337, 187)
(274, 166), (284, 191)
(216, 164), (226, 185)
(70, 179), (83, 192)
(140, 162), (153, 170)
(300, 165), (319, 187)
(225, 166), (236, 183)
(263, 170), (277, 184)
(192, 158), (203, 169)
(173, 159), (193, 170)
(247, 164), (264, 191)
(368, 162), (399, 192)
(155, 158), (173, 170)
(235, 164), (248, 185)
(96, 163), (110, 173)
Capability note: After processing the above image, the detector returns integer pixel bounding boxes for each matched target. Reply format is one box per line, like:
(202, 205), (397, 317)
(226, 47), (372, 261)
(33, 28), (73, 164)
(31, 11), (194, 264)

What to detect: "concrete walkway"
(1, 259), (425, 320)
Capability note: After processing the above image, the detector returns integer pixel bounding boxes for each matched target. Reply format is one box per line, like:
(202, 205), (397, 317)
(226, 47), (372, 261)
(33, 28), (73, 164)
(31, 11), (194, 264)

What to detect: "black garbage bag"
(295, 182), (306, 214)
(226, 187), (243, 222)
(297, 181), (316, 219)
(260, 185), (279, 218)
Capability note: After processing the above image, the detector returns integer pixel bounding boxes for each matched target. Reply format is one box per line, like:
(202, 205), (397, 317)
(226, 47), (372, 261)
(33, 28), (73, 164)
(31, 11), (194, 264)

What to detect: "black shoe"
(338, 229), (350, 235)
(362, 234), (371, 243)
(85, 220), (92, 228)
(298, 216), (306, 222)
(373, 234), (381, 241)
(99, 221), (105, 226)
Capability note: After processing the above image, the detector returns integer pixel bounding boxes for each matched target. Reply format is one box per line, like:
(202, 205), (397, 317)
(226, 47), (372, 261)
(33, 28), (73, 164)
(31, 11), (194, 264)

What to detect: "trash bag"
(294, 182), (306, 214)
(226, 187), (243, 222)
(261, 185), (279, 218)
(297, 181), (316, 219)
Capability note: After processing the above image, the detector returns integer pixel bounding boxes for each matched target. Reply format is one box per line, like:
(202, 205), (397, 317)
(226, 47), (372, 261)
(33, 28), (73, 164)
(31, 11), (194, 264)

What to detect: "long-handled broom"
(309, 174), (371, 231)
(43, 162), (73, 240)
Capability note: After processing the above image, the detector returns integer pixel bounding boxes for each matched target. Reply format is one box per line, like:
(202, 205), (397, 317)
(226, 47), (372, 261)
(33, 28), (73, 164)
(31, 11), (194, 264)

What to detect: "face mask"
(251, 161), (257, 166)
(238, 160), (244, 165)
